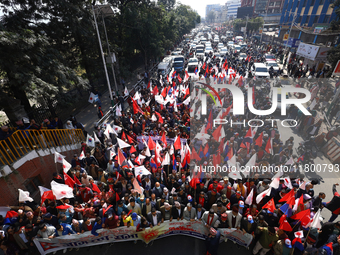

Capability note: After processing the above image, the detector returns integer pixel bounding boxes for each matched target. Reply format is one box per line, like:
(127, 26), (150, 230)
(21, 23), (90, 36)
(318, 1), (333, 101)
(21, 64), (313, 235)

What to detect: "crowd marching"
(1, 32), (340, 255)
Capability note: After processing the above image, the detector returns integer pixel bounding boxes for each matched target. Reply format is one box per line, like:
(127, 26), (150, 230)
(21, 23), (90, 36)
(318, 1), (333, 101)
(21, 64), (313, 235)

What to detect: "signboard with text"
(296, 42), (320, 61)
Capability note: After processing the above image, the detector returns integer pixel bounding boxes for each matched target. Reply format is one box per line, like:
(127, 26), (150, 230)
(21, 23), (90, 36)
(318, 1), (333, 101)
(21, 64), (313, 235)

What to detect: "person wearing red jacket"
(326, 183), (340, 222)
(78, 185), (93, 203)
(208, 181), (223, 194)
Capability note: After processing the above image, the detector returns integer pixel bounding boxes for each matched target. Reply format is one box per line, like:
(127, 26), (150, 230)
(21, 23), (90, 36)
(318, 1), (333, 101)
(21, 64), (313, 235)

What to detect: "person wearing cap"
(218, 213), (229, 228)
(103, 213), (120, 230)
(43, 213), (58, 227)
(130, 212), (141, 226)
(253, 226), (279, 255)
(229, 190), (244, 206)
(183, 203), (196, 221)
(163, 187), (170, 201)
(273, 238), (293, 255)
(206, 227), (221, 255)
(208, 180), (223, 194)
(202, 209), (220, 229)
(147, 208), (162, 227)
(227, 204), (242, 229)
(160, 202), (173, 222)
(207, 189), (220, 209)
(241, 215), (257, 235)
(216, 194), (230, 208)
(169, 192), (182, 206)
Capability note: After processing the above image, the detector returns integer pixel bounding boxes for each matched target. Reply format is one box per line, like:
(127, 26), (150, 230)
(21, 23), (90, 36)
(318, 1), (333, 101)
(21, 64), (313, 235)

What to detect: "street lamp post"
(92, 3), (115, 107)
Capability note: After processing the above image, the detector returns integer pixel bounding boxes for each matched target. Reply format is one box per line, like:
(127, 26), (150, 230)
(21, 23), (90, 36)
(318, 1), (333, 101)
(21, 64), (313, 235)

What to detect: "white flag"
(174, 101), (178, 112)
(38, 186), (51, 198)
(112, 125), (122, 134)
(133, 91), (140, 101)
(285, 156), (295, 165)
(79, 151), (85, 160)
(117, 137), (131, 149)
(294, 230), (304, 238)
(244, 154), (257, 177)
(169, 144), (174, 155)
(183, 96), (190, 105)
(245, 188), (254, 205)
(256, 187), (272, 204)
(93, 132), (101, 143)
(134, 166), (151, 177)
(299, 181), (306, 190)
(283, 176), (293, 189)
(151, 114), (157, 122)
(104, 124), (117, 138)
(270, 177), (280, 189)
(54, 151), (65, 164)
(88, 92), (98, 104)
(116, 106), (122, 116)
(51, 181), (74, 200)
(310, 209), (322, 229)
(18, 189), (33, 202)
(162, 152), (170, 166)
(124, 87), (129, 96)
(62, 158), (72, 174)
(86, 134), (95, 147)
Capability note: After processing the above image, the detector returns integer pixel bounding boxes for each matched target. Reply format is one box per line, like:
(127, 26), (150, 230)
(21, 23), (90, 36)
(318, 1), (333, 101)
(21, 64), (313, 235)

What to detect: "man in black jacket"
(326, 183), (340, 222)
(316, 221), (340, 248)
(172, 201), (184, 220)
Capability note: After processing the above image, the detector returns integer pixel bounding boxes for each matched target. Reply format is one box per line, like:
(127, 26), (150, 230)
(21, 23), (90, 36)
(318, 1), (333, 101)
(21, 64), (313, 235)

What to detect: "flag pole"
(302, 227), (312, 246)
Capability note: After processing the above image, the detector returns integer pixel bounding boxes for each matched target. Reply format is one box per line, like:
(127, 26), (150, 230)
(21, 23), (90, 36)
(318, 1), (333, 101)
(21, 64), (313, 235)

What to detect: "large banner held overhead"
(33, 220), (252, 255)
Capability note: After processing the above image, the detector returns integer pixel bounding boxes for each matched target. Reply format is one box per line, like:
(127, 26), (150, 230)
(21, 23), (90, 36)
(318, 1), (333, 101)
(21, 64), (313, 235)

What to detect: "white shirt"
(152, 215), (158, 226)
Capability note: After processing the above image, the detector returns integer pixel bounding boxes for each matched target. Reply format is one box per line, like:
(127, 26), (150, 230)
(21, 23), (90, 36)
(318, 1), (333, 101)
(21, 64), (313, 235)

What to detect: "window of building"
(313, 15), (319, 23)
(305, 15), (310, 24)
(269, 2), (274, 6)
(276, 1), (281, 5)
(310, 0), (315, 6)
(297, 15), (302, 23)
(319, 0), (324, 4)
(24, 175), (43, 197)
(324, 15), (330, 23)
(302, 0), (307, 6)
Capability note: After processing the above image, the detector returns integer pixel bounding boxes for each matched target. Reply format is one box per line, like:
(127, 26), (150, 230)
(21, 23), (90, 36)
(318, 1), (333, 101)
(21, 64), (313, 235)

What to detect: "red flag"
(184, 87), (190, 98)
(265, 138), (272, 154)
(177, 74), (182, 83)
(255, 132), (263, 147)
(127, 135), (134, 144)
(189, 178), (200, 189)
(147, 80), (151, 89)
(5, 211), (18, 219)
(152, 85), (159, 95)
(132, 98), (144, 114)
(117, 148), (126, 165)
(279, 214), (287, 225)
(238, 76), (243, 86)
(296, 195), (304, 211)
(161, 132), (167, 148)
(280, 220), (293, 231)
(41, 191), (54, 205)
(155, 111), (164, 124)
(244, 127), (253, 138)
(202, 62), (206, 70)
(161, 87), (167, 98)
(148, 136), (156, 150)
(92, 183), (101, 194)
(226, 146), (233, 160)
(286, 195), (297, 206)
(291, 209), (311, 226)
(102, 204), (113, 216)
(203, 143), (209, 156)
(121, 131), (127, 141)
(262, 198), (275, 213)
(279, 189), (295, 203)
(166, 75), (169, 83)
(185, 71), (189, 80)
(174, 136), (181, 151)
(212, 125), (222, 141)
(228, 74), (232, 84)
(116, 192), (120, 202)
(74, 175), (81, 185)
(64, 172), (75, 188)
(130, 146), (136, 154)
(226, 202), (230, 210)
(218, 137), (225, 154)
(192, 147), (200, 161)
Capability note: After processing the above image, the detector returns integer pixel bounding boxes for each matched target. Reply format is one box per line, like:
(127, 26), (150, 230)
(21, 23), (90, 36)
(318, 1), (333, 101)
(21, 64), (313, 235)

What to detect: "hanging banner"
(33, 220), (253, 255)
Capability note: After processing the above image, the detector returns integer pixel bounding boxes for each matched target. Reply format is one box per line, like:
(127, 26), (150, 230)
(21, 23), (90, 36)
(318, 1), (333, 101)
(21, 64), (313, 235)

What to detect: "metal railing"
(0, 129), (85, 166)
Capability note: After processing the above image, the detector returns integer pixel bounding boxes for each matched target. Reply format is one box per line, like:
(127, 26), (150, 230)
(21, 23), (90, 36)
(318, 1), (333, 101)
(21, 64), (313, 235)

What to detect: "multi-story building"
(241, 0), (254, 7)
(280, 0), (337, 28)
(206, 4), (222, 18)
(226, 0), (242, 19)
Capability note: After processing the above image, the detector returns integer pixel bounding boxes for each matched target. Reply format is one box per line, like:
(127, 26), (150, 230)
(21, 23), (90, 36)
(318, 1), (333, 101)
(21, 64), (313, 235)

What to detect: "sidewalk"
(76, 65), (145, 131)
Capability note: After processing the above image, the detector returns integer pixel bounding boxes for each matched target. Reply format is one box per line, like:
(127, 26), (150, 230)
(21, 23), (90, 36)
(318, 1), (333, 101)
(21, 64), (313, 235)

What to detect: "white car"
(188, 57), (199, 66)
(239, 53), (247, 61)
(266, 61), (279, 72)
(190, 44), (196, 50)
(233, 45), (241, 52)
(252, 63), (270, 78)
(205, 42), (212, 47)
(220, 47), (228, 56)
(227, 41), (234, 48)
(205, 46), (213, 56)
(217, 43), (224, 50)
(213, 38), (219, 43)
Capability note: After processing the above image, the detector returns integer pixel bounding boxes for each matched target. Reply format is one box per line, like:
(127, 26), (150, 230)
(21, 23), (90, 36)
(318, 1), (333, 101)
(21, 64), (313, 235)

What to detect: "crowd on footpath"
(0, 33), (340, 255)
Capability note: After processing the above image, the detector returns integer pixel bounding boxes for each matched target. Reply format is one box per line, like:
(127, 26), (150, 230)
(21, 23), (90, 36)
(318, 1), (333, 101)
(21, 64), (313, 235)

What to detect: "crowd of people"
(0, 31), (340, 255)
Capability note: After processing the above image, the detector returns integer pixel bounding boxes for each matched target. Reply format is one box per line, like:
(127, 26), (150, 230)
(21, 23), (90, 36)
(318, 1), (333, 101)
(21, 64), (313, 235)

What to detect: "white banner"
(33, 220), (252, 254)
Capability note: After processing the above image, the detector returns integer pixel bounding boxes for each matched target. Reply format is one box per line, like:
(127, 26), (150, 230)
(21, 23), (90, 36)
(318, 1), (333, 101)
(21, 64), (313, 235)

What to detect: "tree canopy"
(233, 17), (264, 33)
(0, 0), (200, 117)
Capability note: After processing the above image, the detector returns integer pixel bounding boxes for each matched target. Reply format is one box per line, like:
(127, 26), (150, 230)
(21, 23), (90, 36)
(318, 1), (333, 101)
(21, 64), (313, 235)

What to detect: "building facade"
(226, 0), (242, 19)
(206, 4), (222, 18)
(279, 0), (337, 28)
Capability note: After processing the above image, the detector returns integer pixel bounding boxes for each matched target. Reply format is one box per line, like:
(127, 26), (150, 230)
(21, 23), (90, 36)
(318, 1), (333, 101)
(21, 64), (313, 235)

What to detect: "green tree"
(157, 0), (176, 11)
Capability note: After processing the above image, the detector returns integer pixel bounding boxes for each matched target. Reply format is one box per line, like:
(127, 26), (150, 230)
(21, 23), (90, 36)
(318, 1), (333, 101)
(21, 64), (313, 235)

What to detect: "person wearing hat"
(202, 209), (220, 229)
(206, 227), (221, 255)
(172, 201), (184, 221)
(218, 213), (229, 228)
(216, 194), (230, 208)
(253, 226), (279, 255)
(273, 238), (293, 255)
(229, 190), (244, 206)
(241, 215), (257, 235)
(131, 212), (141, 226)
(159, 202), (173, 222)
(227, 204), (242, 229)
(183, 203), (197, 221)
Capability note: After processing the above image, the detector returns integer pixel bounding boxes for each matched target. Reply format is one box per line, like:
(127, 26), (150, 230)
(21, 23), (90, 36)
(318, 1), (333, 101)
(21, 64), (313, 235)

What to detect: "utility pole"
(92, 4), (114, 107)
(284, 10), (297, 53)
(244, 15), (249, 39)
